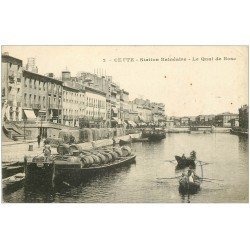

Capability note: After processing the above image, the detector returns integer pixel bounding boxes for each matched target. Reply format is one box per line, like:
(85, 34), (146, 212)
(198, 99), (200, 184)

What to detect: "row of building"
(167, 107), (248, 129)
(1, 53), (166, 128)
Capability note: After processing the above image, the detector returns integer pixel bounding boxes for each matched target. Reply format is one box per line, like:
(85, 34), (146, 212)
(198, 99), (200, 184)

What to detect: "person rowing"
(187, 166), (199, 183)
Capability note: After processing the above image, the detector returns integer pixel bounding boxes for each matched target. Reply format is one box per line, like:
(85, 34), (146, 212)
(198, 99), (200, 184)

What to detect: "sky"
(2, 46), (248, 116)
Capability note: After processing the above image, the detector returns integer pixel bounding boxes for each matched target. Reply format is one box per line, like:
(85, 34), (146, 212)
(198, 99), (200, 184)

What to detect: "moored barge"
(24, 145), (136, 186)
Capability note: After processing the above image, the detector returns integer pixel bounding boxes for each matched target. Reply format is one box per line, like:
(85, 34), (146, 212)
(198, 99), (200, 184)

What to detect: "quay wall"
(23, 125), (127, 141)
(213, 127), (230, 133)
(166, 127), (189, 133)
(2, 133), (141, 164)
(166, 127), (231, 133)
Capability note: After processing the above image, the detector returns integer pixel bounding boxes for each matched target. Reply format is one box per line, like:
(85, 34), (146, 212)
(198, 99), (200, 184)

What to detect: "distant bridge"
(190, 125), (213, 129)
(189, 125), (213, 132)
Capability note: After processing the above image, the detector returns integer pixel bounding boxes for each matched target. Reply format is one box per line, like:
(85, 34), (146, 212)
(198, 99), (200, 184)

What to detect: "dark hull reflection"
(24, 182), (55, 203)
(55, 163), (134, 188)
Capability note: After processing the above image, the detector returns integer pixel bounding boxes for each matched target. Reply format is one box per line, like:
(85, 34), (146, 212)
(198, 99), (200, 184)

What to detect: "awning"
(38, 110), (46, 114)
(112, 107), (118, 114)
(112, 117), (122, 124)
(131, 121), (137, 127)
(24, 109), (37, 120)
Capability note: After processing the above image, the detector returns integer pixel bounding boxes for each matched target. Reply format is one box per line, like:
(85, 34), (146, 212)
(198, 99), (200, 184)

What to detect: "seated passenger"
(187, 168), (194, 183)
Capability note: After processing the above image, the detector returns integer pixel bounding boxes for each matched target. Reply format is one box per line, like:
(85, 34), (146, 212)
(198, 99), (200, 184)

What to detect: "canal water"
(3, 133), (249, 203)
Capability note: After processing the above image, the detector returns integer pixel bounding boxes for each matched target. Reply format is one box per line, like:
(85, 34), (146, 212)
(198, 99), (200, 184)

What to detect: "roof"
(63, 81), (80, 92)
(2, 54), (23, 66)
(217, 112), (238, 116)
(23, 70), (63, 85)
(85, 86), (106, 96)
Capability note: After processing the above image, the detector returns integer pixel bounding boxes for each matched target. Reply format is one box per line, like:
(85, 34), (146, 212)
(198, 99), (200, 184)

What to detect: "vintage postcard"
(1, 45), (248, 203)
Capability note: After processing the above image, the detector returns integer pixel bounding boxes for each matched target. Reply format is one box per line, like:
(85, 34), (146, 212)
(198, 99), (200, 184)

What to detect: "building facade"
(2, 53), (23, 122)
(22, 70), (63, 123)
(180, 117), (190, 126)
(84, 87), (107, 128)
(62, 81), (84, 127)
(2, 53), (171, 129)
(215, 112), (239, 127)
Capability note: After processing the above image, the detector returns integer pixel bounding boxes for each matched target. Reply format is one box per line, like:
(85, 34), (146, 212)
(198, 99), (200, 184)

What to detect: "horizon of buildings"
(2, 52), (248, 131)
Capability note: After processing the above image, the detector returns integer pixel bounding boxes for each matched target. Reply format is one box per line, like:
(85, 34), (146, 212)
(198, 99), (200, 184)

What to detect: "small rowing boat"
(179, 172), (201, 194)
(141, 128), (166, 141)
(2, 164), (24, 178)
(175, 156), (196, 169)
(119, 137), (132, 146)
(175, 151), (196, 169)
(2, 173), (25, 193)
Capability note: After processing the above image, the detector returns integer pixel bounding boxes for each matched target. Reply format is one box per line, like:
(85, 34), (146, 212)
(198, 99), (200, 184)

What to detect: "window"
(24, 78), (28, 87)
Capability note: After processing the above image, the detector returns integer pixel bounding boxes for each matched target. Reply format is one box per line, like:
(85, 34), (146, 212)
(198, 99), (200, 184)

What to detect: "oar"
(165, 160), (176, 164)
(200, 177), (224, 181)
(157, 175), (182, 180)
(196, 160), (212, 165)
(200, 179), (221, 184)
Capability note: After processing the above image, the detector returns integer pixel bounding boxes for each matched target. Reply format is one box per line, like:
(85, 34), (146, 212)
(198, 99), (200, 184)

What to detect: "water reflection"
(21, 163), (135, 203)
(24, 185), (55, 203)
(3, 133), (249, 203)
(238, 136), (248, 152)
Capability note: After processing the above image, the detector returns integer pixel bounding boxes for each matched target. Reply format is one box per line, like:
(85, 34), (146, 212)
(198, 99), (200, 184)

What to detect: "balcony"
(32, 104), (41, 109)
(63, 115), (74, 120)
